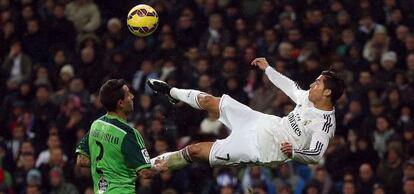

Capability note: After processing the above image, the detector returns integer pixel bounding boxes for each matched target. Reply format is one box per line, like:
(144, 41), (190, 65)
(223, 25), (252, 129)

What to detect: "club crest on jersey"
(98, 177), (108, 193)
(303, 120), (312, 126)
(141, 149), (150, 163)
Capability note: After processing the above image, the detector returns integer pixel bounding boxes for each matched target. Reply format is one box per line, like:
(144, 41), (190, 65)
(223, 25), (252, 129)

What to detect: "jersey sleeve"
(75, 131), (90, 157)
(291, 119), (333, 164)
(265, 66), (307, 104)
(121, 130), (151, 172)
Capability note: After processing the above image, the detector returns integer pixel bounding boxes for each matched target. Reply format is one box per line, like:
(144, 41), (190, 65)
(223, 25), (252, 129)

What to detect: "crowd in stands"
(1, 0), (414, 193)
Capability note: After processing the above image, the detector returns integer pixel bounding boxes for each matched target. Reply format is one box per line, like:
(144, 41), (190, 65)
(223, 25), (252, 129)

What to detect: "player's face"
(120, 85), (134, 113)
(308, 75), (329, 103)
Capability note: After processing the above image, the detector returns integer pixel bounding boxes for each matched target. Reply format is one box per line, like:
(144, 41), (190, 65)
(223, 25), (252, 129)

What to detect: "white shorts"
(209, 95), (285, 166)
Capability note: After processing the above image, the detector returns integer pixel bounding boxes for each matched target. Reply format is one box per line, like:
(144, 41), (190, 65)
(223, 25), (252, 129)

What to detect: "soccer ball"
(127, 4), (159, 37)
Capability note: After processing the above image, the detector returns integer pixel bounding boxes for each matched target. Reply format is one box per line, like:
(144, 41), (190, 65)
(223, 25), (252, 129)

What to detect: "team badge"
(98, 176), (108, 194)
(303, 120), (312, 126)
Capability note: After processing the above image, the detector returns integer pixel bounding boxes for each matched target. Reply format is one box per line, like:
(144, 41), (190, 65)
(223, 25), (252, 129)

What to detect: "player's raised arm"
(251, 57), (305, 104)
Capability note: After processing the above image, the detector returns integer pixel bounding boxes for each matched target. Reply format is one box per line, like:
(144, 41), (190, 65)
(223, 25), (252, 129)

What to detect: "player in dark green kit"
(75, 79), (167, 194)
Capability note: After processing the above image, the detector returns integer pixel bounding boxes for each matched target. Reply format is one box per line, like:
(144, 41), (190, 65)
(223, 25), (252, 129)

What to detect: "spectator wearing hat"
(380, 51), (398, 81)
(50, 64), (75, 105)
(26, 169), (42, 187)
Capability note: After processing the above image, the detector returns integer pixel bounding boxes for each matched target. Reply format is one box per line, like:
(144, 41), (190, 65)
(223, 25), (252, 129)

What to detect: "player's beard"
(124, 101), (134, 114)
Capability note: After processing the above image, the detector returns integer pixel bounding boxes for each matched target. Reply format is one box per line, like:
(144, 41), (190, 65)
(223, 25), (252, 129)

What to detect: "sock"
(170, 88), (205, 109)
(150, 147), (193, 170)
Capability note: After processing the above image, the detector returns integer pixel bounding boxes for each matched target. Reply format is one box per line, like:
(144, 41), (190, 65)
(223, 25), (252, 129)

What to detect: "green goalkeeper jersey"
(76, 114), (151, 194)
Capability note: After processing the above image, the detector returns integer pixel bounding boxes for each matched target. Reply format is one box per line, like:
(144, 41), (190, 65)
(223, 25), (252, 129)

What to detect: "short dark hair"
(99, 79), (126, 112)
(321, 70), (345, 104)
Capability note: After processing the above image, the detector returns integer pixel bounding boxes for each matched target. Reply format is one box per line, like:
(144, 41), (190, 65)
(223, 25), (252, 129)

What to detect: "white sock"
(170, 88), (205, 109)
(150, 147), (192, 170)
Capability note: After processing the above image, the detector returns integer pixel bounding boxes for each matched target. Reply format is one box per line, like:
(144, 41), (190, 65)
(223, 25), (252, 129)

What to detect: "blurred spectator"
(48, 3), (76, 50)
(31, 84), (57, 143)
(356, 163), (378, 194)
(404, 177), (414, 194)
(2, 41), (32, 84)
(199, 13), (230, 52)
(200, 112), (223, 135)
(131, 59), (158, 94)
(49, 167), (78, 194)
(241, 166), (275, 194)
(342, 181), (356, 194)
(35, 134), (67, 168)
(274, 163), (305, 194)
(65, 0), (101, 41)
(403, 159), (414, 180)
(377, 145), (404, 194)
(14, 153), (36, 193)
(21, 18), (48, 64)
(373, 115), (396, 158)
(249, 74), (277, 113)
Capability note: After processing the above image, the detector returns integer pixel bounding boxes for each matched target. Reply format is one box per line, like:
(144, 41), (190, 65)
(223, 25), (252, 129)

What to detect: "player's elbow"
(307, 155), (322, 164)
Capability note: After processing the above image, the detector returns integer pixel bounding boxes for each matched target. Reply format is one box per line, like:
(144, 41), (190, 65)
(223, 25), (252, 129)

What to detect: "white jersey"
(260, 67), (335, 164)
(209, 66), (335, 166)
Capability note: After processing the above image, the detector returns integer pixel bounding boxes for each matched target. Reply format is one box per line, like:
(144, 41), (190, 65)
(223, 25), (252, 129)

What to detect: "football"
(127, 4), (159, 37)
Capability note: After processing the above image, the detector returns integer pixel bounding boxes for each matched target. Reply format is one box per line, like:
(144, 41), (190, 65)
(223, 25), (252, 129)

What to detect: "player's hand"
(153, 158), (168, 172)
(281, 142), (293, 158)
(251, 57), (270, 71)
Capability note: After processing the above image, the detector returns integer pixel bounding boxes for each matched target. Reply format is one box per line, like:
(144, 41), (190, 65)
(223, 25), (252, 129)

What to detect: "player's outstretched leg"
(147, 79), (220, 117)
(150, 142), (213, 170)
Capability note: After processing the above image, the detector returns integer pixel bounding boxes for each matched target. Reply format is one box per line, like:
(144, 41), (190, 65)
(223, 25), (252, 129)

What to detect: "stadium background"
(1, 0), (414, 193)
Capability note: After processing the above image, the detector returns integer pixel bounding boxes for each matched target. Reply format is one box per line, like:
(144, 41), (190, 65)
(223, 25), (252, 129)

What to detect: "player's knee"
(198, 95), (220, 110)
(187, 144), (202, 158)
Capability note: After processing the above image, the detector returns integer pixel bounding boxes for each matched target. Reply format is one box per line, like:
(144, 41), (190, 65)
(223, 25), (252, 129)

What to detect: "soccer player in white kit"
(147, 57), (345, 169)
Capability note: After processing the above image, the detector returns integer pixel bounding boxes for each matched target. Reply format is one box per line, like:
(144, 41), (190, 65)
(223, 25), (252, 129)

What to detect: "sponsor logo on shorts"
(215, 153), (230, 161)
